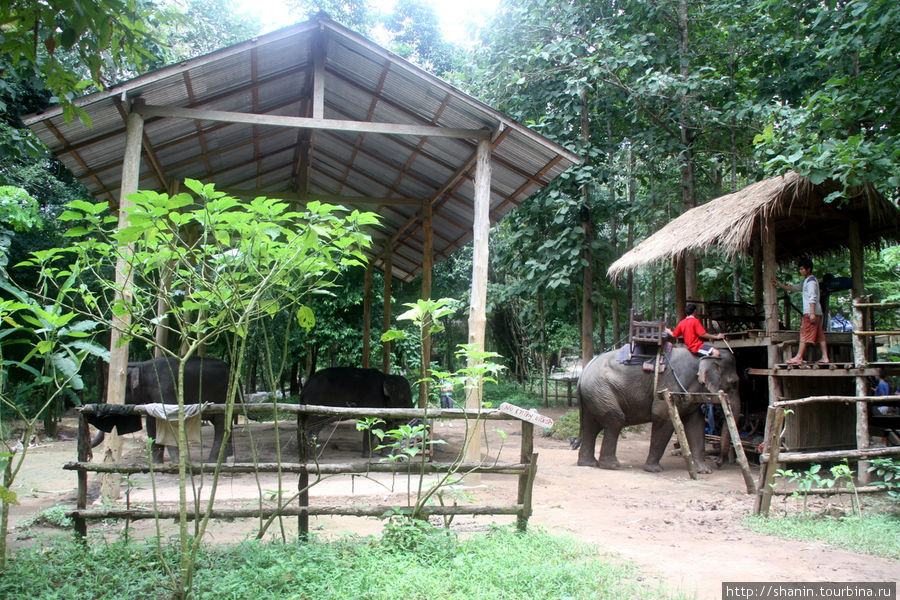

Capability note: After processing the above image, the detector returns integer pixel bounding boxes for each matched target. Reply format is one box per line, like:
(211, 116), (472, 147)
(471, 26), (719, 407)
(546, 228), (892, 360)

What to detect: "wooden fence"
(753, 394), (900, 515)
(66, 404), (539, 536)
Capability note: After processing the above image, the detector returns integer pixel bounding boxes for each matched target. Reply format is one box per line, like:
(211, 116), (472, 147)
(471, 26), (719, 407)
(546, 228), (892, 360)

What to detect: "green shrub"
(1, 526), (688, 599)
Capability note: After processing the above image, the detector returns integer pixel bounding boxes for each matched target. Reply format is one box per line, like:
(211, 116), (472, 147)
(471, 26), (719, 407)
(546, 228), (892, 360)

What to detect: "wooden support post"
(849, 221), (870, 484)
(718, 391), (756, 494)
(754, 406), (785, 516)
(852, 297), (871, 485)
(75, 414), (90, 538)
(463, 139), (491, 482)
(297, 412), (309, 539)
(761, 222), (783, 444)
(362, 263), (372, 369)
(516, 422), (535, 531)
(662, 390), (698, 480)
(382, 247), (393, 373)
(674, 255), (686, 321)
(102, 99), (144, 501)
(420, 200), (433, 408)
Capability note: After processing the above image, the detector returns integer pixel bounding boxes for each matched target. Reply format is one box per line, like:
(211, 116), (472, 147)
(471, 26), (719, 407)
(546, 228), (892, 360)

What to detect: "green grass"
(482, 378), (552, 409)
(1, 524), (687, 600)
(744, 510), (900, 560)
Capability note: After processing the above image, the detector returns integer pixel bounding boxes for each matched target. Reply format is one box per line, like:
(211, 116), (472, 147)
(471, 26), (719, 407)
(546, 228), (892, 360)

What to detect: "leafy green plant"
(19, 504), (74, 529)
(869, 458), (900, 503)
(378, 298), (507, 523)
(21, 181), (378, 594)
(773, 461), (859, 516)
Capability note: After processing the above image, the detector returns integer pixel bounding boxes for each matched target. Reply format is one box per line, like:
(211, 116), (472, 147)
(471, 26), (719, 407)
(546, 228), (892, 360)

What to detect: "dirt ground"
(6, 407), (899, 600)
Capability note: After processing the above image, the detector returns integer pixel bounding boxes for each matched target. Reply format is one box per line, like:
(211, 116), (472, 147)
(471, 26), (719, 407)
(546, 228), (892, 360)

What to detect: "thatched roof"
(608, 172), (900, 279)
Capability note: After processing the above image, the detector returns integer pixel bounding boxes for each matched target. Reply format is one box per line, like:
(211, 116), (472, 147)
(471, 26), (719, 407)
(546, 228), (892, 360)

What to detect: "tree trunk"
(607, 114), (620, 345)
(677, 0), (697, 303)
(580, 88), (595, 366)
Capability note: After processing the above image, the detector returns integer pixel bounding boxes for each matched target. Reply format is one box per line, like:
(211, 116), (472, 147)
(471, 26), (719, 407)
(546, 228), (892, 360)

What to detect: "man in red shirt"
(667, 303), (724, 357)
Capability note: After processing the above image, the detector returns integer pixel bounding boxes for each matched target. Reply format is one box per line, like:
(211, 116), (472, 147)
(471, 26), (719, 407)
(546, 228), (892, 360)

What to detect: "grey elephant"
(92, 356), (232, 463)
(576, 347), (740, 473)
(300, 367), (413, 455)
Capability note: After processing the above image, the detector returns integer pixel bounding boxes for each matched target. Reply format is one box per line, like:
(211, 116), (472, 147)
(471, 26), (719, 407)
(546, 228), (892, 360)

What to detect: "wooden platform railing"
(67, 404), (539, 536)
(753, 394), (900, 516)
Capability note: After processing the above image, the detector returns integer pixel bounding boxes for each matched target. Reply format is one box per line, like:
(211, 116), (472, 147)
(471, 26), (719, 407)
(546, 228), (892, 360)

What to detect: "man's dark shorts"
(695, 344), (716, 357)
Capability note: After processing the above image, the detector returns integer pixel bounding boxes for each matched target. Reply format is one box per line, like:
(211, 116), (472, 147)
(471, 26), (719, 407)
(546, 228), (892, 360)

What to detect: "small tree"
(23, 180), (378, 597)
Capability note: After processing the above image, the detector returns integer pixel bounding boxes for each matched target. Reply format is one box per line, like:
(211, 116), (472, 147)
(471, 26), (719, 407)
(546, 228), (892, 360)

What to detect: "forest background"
(1, 0), (898, 411)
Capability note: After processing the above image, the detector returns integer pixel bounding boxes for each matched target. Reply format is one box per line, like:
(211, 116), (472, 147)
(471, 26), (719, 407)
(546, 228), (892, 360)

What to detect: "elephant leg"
(716, 426), (732, 468)
(146, 417), (166, 464)
(576, 411), (602, 467)
(683, 409), (712, 474)
(597, 426), (623, 469)
(644, 419), (675, 472)
(207, 414), (232, 462)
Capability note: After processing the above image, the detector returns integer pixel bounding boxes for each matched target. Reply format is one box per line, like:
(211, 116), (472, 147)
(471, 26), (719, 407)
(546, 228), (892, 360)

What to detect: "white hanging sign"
(499, 402), (554, 428)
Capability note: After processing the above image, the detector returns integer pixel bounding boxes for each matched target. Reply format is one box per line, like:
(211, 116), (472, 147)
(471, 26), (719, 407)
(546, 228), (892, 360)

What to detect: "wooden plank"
(746, 368), (879, 377)
(662, 390), (698, 480)
(218, 188), (426, 206)
(135, 104), (491, 140)
(718, 391), (756, 495)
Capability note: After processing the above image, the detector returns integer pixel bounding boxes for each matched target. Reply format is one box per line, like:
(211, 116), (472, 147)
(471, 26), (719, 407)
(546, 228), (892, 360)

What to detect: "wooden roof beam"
(133, 104), (491, 140)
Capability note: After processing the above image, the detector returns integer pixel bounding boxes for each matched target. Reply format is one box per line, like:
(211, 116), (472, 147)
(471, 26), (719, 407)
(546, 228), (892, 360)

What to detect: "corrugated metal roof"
(23, 15), (580, 282)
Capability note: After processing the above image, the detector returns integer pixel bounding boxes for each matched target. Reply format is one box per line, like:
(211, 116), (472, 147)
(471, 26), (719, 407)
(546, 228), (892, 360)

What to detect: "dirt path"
(6, 410), (898, 599)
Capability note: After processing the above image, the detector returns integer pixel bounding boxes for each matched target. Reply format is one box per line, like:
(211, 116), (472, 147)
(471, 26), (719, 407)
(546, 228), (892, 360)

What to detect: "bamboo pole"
(718, 391), (756, 494)
(662, 390), (698, 480)
(420, 198), (433, 408)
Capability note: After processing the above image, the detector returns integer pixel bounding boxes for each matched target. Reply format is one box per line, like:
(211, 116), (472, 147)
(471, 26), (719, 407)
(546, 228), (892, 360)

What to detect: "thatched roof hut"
(608, 172), (900, 279)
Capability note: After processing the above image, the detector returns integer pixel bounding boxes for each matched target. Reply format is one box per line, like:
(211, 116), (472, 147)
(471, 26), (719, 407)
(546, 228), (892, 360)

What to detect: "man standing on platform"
(773, 258), (830, 365)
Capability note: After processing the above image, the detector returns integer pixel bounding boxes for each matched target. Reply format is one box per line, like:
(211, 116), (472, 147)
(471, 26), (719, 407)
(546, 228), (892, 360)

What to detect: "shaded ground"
(6, 408), (898, 599)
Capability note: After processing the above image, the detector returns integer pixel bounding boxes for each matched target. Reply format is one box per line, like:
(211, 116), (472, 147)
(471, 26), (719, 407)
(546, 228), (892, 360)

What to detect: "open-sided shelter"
(609, 171), (900, 481)
(22, 15), (580, 477)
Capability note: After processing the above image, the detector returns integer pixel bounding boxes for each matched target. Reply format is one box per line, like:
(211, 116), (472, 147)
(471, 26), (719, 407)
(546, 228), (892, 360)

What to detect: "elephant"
(576, 347), (741, 474)
(92, 356), (233, 463)
(300, 367), (413, 456)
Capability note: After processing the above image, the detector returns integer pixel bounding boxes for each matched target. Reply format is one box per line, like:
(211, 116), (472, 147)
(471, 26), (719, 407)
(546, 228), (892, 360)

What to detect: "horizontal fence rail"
(69, 403), (539, 537)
